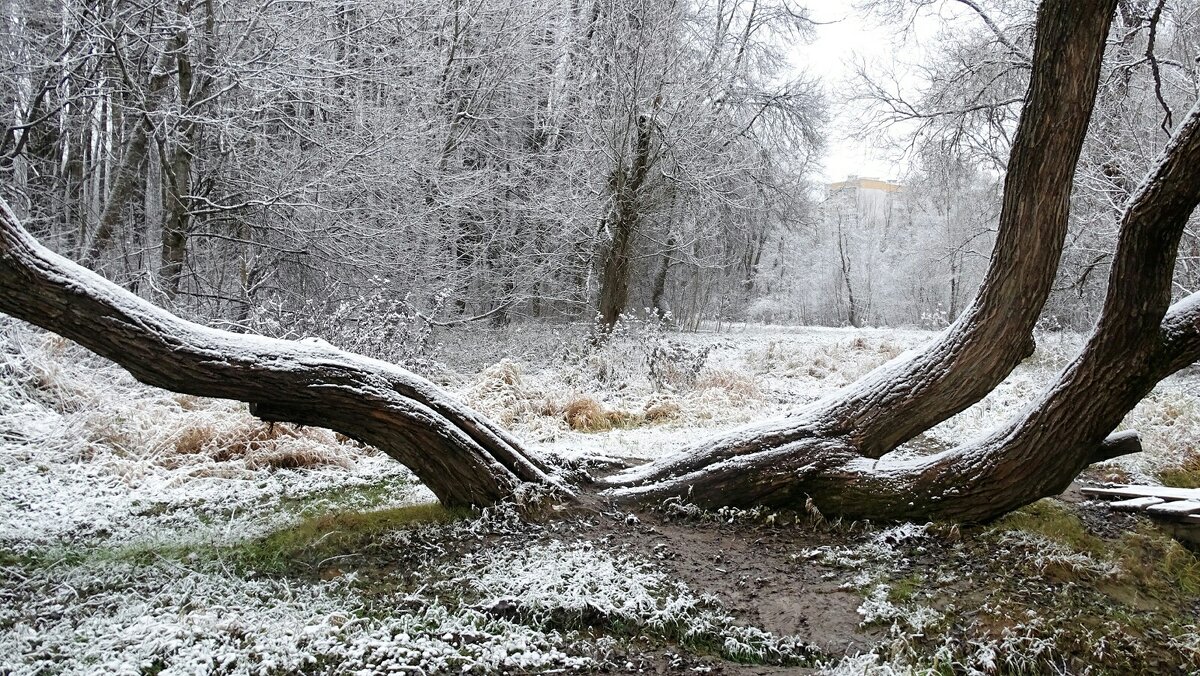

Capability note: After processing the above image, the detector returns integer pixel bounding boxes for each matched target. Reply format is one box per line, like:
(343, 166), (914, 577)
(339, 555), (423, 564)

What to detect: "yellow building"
(827, 176), (902, 194)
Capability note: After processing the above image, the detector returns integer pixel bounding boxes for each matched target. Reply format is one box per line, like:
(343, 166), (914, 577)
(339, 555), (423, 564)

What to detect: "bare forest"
(3, 0), (1200, 673)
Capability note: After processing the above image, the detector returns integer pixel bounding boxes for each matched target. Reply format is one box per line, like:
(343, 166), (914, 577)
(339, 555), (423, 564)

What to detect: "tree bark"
(608, 95), (1200, 522)
(597, 113), (654, 327)
(649, 236), (675, 318)
(82, 30), (181, 265)
(0, 200), (563, 509)
(4, 0), (1197, 527)
(603, 0), (1120, 500)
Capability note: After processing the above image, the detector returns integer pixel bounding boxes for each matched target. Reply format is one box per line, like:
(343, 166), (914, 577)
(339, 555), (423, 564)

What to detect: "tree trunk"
(608, 94), (1200, 522)
(600, 0), (1120, 507)
(82, 31), (181, 265)
(0, 202), (563, 509)
(836, 223), (858, 328)
(160, 141), (190, 299)
(649, 236), (675, 318)
(597, 113), (654, 327)
(4, 0), (1198, 527)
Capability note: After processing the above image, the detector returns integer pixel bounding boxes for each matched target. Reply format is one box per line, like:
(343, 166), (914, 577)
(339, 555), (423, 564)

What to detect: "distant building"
(827, 175), (902, 195)
(825, 176), (903, 232)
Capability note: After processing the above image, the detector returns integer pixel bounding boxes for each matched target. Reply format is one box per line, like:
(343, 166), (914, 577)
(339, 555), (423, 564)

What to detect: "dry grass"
(1159, 451), (1200, 488)
(166, 418), (355, 470)
(643, 396), (682, 422)
(695, 367), (760, 399)
(465, 359), (546, 425)
(1122, 390), (1200, 478)
(553, 395), (642, 432)
(745, 337), (903, 383)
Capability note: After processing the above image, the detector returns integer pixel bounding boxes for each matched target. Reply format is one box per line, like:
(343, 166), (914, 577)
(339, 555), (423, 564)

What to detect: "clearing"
(1, 318), (1198, 674)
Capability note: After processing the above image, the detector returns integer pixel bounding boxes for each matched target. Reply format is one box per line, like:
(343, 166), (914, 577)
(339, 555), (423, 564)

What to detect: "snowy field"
(2, 317), (1199, 674)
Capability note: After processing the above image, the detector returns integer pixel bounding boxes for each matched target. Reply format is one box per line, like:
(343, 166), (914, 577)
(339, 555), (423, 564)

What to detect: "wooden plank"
(1109, 496), (1165, 511)
(1146, 500), (1200, 516)
(1080, 485), (1200, 501)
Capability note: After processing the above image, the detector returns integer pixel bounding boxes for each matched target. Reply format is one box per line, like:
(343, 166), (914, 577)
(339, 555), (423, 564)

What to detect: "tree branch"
(0, 200), (561, 508)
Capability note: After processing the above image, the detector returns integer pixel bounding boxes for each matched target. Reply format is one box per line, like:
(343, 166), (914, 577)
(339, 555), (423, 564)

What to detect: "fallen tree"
(2, 0), (1199, 522)
(0, 213), (561, 508)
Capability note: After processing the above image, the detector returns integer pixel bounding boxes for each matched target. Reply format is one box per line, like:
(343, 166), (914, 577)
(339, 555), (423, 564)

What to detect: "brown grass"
(1158, 451), (1200, 488)
(168, 419), (354, 470)
(695, 368), (760, 399)
(559, 394), (642, 432)
(643, 397), (682, 422)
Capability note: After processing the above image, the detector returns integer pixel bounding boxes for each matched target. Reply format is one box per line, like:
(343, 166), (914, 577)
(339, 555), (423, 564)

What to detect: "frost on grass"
(855, 585), (942, 632)
(454, 540), (816, 664)
(993, 531), (1120, 579)
(0, 561), (588, 675)
(0, 321), (430, 554)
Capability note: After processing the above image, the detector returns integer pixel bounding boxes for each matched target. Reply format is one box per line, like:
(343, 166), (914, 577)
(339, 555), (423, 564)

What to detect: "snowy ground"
(1, 317), (1198, 674)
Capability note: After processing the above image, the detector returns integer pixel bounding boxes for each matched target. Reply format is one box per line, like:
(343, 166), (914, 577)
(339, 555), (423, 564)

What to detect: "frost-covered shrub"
(244, 280), (439, 367)
(562, 313), (708, 392)
(464, 358), (545, 425)
(646, 338), (711, 391)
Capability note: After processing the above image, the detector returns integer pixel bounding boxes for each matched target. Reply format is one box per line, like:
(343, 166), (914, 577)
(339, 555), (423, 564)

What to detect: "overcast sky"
(792, 0), (950, 184)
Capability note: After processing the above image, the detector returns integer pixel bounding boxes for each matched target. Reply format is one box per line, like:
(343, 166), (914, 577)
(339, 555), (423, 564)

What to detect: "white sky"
(791, 1), (950, 184)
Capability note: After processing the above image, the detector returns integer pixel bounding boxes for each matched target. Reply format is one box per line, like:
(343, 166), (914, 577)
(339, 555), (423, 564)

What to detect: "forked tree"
(2, 0), (1200, 522)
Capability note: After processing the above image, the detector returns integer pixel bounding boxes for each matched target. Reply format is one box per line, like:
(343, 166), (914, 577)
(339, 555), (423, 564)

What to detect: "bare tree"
(6, 0), (1200, 525)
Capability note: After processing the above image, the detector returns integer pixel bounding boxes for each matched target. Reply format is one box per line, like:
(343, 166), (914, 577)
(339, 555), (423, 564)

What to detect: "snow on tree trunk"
(603, 0), (1117, 491)
(608, 97), (1200, 522)
(4, 0), (1200, 525)
(0, 201), (564, 509)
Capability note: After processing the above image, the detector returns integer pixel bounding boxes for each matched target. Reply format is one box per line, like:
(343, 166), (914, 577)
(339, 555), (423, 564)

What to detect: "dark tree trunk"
(83, 30), (181, 265)
(836, 224), (859, 327)
(160, 141), (191, 300)
(5, 0), (1199, 527)
(597, 114), (654, 327)
(160, 15), (200, 301)
(608, 0), (1119, 494)
(649, 236), (675, 318)
(607, 93), (1200, 522)
(601, 0), (1200, 519)
(0, 204), (563, 509)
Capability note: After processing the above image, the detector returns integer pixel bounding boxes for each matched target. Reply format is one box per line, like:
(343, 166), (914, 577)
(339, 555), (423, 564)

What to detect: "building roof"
(828, 176), (902, 193)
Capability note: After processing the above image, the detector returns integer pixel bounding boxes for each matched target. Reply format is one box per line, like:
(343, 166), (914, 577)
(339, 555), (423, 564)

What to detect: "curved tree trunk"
(4, 0), (1198, 527)
(604, 0), (1120, 495)
(608, 97), (1200, 522)
(0, 201), (563, 509)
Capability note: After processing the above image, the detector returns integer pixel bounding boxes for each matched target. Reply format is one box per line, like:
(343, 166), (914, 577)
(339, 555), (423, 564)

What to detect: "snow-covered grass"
(0, 320), (431, 556)
(3, 317), (1200, 674)
(454, 540), (815, 664)
(0, 560), (589, 675)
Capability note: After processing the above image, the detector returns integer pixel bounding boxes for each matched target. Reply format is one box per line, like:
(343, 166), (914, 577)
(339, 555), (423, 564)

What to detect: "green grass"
(1158, 452), (1200, 488)
(1114, 528), (1200, 598)
(231, 502), (467, 572)
(992, 499), (1200, 600)
(887, 573), (923, 604)
(992, 498), (1104, 555)
(0, 495), (467, 576)
(978, 502), (1200, 672)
